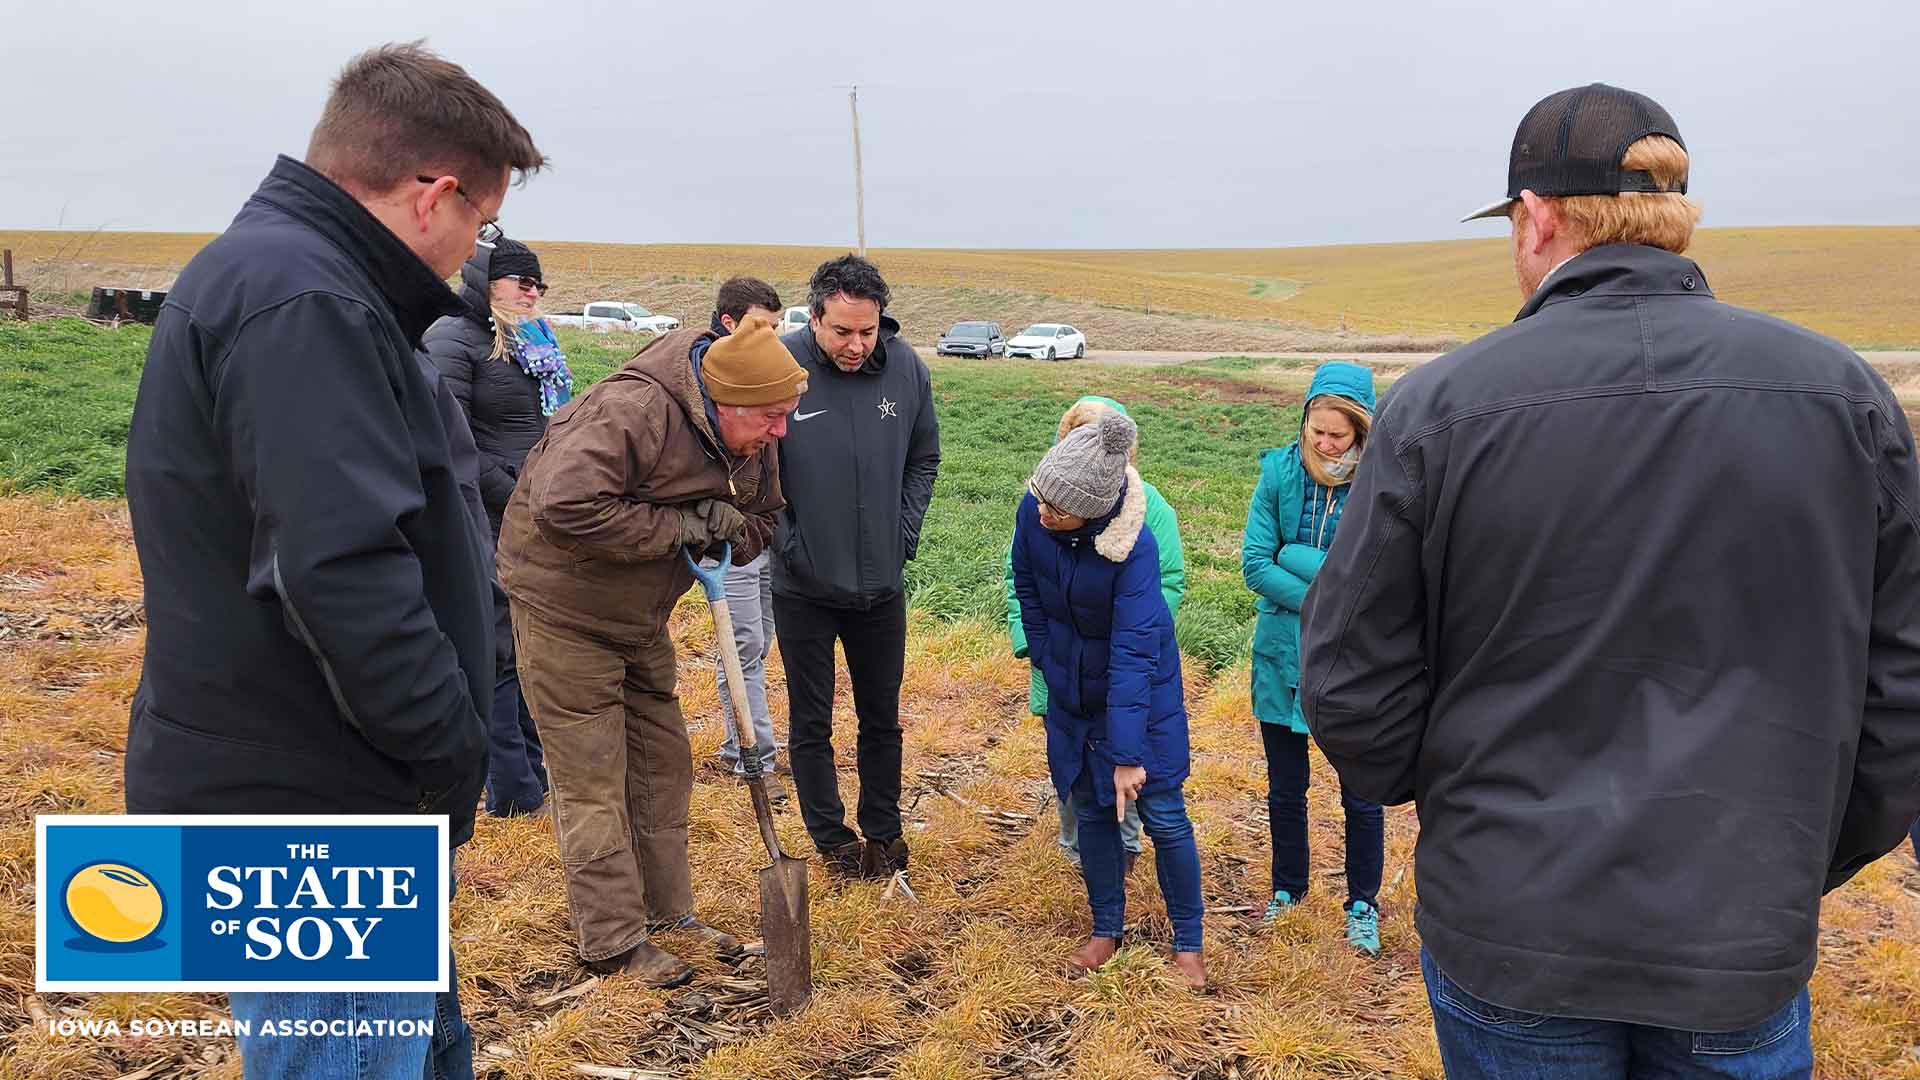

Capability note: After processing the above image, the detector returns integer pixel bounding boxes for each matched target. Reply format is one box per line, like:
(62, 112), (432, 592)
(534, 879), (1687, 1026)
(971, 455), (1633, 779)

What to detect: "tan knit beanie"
(704, 315), (809, 405)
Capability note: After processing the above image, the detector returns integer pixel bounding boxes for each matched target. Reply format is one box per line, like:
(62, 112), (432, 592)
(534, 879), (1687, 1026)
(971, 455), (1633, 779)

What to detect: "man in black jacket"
(124, 43), (544, 1080)
(774, 255), (941, 879)
(1300, 84), (1920, 1078)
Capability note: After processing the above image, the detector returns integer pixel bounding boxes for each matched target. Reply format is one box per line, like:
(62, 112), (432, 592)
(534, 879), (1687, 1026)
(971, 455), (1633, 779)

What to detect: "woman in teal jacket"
(1241, 361), (1384, 955)
(1005, 396), (1185, 870)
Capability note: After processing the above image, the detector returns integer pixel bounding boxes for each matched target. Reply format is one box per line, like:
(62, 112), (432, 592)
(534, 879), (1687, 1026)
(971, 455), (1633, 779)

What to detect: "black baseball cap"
(1462, 83), (1687, 222)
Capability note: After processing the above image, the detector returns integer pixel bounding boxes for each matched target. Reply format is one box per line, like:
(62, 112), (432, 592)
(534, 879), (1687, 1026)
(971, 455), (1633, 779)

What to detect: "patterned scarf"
(509, 317), (574, 416)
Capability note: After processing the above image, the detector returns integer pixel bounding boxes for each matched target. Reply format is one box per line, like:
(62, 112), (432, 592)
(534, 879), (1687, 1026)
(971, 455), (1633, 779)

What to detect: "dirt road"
(926, 348), (1920, 370)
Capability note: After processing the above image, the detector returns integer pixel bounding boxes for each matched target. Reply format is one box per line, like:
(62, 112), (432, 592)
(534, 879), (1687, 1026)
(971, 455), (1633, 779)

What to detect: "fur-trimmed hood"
(1093, 468), (1147, 563)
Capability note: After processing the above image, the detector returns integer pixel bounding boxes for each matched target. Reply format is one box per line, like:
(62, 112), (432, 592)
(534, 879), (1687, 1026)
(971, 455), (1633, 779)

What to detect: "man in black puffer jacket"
(424, 234), (562, 816)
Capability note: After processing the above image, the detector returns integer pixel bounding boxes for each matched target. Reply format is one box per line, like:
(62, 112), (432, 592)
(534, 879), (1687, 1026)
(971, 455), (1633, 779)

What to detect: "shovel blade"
(758, 855), (812, 1016)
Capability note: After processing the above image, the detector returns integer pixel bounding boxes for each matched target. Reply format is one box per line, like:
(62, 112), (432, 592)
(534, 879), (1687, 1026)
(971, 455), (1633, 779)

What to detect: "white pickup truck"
(547, 301), (681, 335)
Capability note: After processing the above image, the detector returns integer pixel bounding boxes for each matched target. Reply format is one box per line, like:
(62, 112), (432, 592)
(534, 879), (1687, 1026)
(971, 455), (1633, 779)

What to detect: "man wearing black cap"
(1301, 83), (1920, 1077)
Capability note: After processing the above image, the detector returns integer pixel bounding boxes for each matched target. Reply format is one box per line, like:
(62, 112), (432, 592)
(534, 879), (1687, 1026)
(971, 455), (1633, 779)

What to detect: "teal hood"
(1304, 362), (1376, 414)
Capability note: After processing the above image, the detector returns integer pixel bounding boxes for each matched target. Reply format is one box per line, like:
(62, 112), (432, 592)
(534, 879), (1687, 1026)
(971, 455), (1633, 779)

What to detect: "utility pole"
(848, 85), (867, 256)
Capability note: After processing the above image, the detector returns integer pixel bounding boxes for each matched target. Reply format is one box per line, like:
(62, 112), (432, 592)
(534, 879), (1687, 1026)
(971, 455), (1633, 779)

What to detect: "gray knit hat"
(1030, 410), (1136, 519)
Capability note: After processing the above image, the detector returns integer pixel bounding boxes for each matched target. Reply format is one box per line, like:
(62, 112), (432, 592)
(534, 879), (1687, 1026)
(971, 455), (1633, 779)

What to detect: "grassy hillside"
(4, 224), (1915, 347)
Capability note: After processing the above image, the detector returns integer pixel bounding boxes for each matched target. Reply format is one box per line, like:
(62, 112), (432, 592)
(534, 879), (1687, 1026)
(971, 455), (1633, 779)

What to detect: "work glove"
(679, 498), (748, 553)
(734, 514), (772, 565)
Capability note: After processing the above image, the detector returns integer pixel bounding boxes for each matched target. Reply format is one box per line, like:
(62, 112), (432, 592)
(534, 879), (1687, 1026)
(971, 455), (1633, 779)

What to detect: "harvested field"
(0, 491), (1916, 1078)
(3, 225), (1915, 350)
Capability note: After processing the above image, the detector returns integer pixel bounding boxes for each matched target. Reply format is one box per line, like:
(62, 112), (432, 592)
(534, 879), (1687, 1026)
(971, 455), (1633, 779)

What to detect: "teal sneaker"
(1262, 890), (1297, 925)
(1345, 900), (1381, 956)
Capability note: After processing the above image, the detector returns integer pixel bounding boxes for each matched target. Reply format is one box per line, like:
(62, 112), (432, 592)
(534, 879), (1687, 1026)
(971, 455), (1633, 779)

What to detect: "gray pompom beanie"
(1030, 410), (1137, 519)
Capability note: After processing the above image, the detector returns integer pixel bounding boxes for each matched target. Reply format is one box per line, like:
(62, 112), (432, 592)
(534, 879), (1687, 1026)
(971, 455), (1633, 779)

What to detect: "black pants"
(1261, 723), (1383, 907)
(772, 591), (907, 853)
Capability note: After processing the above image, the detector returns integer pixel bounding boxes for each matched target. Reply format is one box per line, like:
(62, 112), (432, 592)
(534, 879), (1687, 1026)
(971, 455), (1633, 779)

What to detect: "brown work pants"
(511, 600), (695, 962)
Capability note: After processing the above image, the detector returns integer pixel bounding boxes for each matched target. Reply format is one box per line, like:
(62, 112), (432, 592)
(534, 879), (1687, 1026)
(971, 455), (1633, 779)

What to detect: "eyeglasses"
(501, 274), (548, 295)
(417, 175), (502, 243)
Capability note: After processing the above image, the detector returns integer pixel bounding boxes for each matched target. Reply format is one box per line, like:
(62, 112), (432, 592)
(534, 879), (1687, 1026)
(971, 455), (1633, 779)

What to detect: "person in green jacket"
(1241, 362), (1384, 955)
(1004, 396), (1186, 869)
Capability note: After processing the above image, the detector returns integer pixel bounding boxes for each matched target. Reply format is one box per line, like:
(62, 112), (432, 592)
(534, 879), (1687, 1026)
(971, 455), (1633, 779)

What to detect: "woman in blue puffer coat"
(1241, 361), (1384, 955)
(1013, 410), (1206, 991)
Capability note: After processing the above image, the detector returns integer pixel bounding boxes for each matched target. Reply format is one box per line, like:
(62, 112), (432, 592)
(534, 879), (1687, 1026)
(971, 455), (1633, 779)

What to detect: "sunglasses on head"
(500, 274), (548, 295)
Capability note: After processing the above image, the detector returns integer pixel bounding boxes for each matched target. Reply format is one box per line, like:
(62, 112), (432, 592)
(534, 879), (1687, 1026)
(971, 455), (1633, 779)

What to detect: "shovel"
(685, 544), (813, 1016)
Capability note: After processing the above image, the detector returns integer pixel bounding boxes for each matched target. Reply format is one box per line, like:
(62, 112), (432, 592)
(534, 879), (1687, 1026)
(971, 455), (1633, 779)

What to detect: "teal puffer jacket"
(1242, 362), (1375, 732)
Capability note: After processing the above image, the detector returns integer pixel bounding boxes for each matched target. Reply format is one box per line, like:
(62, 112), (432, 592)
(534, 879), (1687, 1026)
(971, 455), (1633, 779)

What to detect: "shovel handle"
(684, 546), (761, 759)
(684, 543), (733, 602)
(686, 546), (786, 863)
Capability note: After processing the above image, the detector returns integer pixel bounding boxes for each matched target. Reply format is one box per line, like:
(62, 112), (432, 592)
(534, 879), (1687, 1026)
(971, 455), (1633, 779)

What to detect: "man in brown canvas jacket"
(497, 315), (807, 986)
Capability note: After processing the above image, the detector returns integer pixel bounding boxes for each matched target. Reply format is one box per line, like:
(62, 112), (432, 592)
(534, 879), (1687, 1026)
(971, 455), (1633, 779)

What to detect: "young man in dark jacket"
(774, 255), (941, 878)
(703, 278), (792, 791)
(1301, 84), (1920, 1077)
(123, 43), (544, 1080)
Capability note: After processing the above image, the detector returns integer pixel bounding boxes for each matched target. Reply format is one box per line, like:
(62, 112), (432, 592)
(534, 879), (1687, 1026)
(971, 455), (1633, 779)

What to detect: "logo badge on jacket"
(876, 398), (898, 419)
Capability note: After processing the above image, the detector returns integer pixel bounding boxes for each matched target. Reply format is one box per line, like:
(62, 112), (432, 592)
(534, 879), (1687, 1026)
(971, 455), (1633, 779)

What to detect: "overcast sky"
(4, 0), (1914, 249)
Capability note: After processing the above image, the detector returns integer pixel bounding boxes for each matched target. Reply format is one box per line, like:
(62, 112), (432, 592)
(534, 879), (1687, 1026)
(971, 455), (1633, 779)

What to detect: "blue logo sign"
(37, 816), (447, 992)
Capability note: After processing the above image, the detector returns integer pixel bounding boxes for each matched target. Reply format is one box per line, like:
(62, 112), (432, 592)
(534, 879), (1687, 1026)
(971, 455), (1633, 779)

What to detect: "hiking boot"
(1068, 935), (1120, 973)
(1262, 890), (1298, 925)
(738, 770), (789, 805)
(821, 840), (866, 880)
(1345, 900), (1381, 956)
(591, 942), (693, 988)
(650, 915), (742, 957)
(1172, 950), (1207, 992)
(861, 836), (910, 880)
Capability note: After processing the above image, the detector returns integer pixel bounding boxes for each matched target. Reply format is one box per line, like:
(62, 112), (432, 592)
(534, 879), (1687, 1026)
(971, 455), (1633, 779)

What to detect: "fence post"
(0, 249), (26, 321)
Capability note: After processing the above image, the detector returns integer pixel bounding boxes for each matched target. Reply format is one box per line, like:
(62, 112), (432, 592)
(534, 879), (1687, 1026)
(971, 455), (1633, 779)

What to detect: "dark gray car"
(935, 321), (1005, 358)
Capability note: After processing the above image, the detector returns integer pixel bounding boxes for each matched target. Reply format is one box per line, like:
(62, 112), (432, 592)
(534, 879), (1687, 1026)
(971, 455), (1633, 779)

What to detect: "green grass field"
(0, 320), (146, 497)
(0, 320), (1302, 667)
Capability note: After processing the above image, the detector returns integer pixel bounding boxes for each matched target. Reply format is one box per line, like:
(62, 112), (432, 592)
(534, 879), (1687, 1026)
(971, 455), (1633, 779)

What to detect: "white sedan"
(1006, 323), (1085, 361)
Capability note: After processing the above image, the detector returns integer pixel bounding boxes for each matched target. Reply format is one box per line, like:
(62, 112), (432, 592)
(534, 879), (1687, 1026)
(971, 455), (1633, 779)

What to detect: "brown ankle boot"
(1068, 936), (1120, 972)
(821, 840), (866, 880)
(1172, 950), (1207, 991)
(619, 942), (695, 988)
(649, 915), (743, 957)
(860, 836), (910, 880)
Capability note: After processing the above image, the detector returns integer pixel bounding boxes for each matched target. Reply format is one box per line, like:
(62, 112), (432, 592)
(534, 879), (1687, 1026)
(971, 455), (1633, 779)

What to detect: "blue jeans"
(485, 668), (548, 817)
(1056, 786), (1144, 863)
(1261, 724), (1382, 906)
(229, 949), (472, 1079)
(1422, 948), (1811, 1080)
(1071, 769), (1204, 952)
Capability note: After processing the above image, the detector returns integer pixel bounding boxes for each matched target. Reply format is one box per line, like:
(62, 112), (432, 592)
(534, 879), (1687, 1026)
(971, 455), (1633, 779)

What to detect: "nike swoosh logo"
(794, 410), (827, 421)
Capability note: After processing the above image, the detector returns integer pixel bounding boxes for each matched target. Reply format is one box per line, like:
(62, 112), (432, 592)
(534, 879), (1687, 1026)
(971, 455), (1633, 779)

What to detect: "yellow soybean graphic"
(65, 863), (164, 943)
